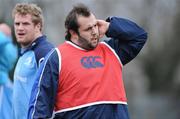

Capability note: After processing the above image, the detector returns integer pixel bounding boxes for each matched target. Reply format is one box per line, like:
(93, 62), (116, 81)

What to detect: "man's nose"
(91, 27), (97, 35)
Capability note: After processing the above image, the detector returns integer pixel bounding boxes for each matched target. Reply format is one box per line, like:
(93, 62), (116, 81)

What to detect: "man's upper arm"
(28, 49), (60, 119)
(104, 17), (148, 65)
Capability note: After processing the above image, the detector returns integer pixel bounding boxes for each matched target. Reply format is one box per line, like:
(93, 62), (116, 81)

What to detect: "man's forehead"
(14, 14), (32, 22)
(78, 14), (97, 28)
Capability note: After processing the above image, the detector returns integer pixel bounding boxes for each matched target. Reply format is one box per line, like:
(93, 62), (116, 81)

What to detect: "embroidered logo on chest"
(24, 57), (33, 66)
(80, 56), (104, 69)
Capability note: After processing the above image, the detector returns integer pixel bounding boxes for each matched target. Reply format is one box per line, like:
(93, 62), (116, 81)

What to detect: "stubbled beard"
(78, 35), (99, 50)
(17, 39), (32, 48)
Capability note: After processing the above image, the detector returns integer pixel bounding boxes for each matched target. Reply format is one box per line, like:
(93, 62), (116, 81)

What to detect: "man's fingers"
(97, 20), (109, 38)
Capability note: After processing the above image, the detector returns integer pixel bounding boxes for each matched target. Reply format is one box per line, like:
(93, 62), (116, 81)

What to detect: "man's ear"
(69, 30), (76, 35)
(69, 29), (79, 43)
(35, 23), (41, 32)
(69, 30), (78, 38)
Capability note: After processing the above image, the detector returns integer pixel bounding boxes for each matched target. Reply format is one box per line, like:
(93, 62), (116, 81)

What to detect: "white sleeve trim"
(55, 48), (62, 73)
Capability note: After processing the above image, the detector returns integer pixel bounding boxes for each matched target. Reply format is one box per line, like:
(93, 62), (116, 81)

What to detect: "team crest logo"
(24, 57), (33, 68)
(81, 56), (104, 68)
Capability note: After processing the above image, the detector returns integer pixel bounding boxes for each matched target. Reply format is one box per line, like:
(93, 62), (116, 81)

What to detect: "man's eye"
(15, 23), (20, 26)
(23, 23), (30, 25)
(86, 27), (92, 31)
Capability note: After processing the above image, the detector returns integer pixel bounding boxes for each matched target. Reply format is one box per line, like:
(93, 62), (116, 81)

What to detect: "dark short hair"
(65, 3), (91, 41)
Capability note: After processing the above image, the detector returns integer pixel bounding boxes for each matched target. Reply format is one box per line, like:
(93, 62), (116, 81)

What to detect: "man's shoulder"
(33, 38), (54, 65)
(35, 37), (54, 53)
(37, 37), (54, 49)
(57, 41), (71, 50)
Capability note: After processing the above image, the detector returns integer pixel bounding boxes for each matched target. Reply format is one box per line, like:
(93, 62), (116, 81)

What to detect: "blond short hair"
(12, 3), (44, 31)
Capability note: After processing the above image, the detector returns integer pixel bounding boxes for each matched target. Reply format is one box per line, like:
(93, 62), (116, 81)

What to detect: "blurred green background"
(0, 0), (179, 118)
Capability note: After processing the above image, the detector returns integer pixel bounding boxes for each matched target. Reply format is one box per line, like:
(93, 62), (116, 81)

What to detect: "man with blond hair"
(12, 3), (54, 119)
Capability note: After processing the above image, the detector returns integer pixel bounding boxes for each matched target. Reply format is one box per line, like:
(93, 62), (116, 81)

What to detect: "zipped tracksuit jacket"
(13, 36), (54, 119)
